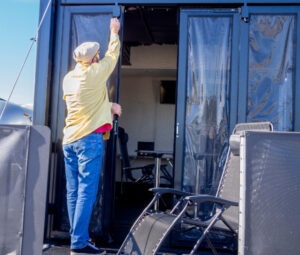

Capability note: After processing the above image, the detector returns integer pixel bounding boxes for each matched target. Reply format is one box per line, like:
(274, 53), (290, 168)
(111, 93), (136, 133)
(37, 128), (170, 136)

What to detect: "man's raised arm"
(98, 18), (121, 77)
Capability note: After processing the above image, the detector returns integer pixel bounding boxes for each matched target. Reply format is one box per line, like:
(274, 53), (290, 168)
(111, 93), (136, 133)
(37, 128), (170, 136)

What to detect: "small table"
(136, 150), (173, 210)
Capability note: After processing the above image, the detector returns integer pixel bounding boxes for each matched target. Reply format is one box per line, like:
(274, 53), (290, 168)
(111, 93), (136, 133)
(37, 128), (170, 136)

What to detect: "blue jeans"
(63, 132), (104, 249)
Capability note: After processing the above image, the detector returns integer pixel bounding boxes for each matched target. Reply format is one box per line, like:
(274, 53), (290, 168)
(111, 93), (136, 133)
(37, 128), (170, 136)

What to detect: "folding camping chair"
(117, 122), (273, 255)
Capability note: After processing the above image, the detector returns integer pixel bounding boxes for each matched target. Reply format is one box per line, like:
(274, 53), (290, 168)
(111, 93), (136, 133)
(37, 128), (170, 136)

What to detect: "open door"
(113, 6), (178, 243)
(47, 4), (124, 241)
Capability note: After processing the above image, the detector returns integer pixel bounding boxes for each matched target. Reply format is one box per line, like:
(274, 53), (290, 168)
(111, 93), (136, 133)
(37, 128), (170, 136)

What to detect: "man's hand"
(110, 18), (120, 34)
(111, 103), (122, 118)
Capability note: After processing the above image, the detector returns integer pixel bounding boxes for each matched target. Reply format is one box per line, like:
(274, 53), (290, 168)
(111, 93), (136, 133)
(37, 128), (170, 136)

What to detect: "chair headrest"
(229, 134), (240, 156)
(234, 122), (273, 134)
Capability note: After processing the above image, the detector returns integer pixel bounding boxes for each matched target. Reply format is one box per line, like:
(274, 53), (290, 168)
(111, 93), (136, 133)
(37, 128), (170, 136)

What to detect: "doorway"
(112, 6), (178, 243)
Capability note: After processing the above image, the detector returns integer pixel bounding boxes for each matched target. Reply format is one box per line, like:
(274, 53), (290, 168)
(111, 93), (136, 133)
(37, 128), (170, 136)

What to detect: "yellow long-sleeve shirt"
(62, 32), (120, 144)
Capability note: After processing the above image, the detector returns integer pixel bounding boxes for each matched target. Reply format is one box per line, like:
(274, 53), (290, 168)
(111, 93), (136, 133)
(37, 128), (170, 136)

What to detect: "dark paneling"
(61, 0), (300, 5)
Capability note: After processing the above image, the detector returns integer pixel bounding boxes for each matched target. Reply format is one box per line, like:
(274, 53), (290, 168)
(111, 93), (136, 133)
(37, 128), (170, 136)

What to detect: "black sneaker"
(70, 242), (106, 255)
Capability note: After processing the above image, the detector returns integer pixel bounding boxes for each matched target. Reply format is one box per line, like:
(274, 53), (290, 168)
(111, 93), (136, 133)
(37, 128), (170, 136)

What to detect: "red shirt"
(93, 123), (112, 133)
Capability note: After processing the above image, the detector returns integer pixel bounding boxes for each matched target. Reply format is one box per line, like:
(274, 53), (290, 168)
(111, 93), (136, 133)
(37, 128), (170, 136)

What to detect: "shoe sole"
(70, 251), (106, 255)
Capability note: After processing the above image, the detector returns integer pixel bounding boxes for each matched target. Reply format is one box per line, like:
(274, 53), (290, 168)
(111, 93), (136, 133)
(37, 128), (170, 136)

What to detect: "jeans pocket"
(76, 135), (103, 177)
(77, 140), (99, 160)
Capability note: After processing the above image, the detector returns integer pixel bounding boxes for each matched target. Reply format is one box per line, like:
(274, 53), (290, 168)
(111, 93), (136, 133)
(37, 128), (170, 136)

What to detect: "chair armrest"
(185, 195), (238, 208)
(149, 187), (192, 197)
(123, 166), (145, 171)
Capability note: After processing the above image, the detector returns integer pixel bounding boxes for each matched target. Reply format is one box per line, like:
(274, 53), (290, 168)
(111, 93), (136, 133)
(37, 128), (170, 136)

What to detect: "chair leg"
(204, 235), (219, 255)
(219, 215), (237, 235)
(121, 167), (124, 194)
(189, 208), (224, 255)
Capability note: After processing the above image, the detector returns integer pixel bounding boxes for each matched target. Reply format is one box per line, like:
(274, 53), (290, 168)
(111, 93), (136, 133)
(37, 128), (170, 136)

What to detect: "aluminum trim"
(238, 133), (246, 255)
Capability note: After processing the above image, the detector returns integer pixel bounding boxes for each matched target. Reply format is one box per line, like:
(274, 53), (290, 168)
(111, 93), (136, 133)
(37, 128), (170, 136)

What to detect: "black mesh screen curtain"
(57, 13), (114, 235)
(71, 14), (111, 66)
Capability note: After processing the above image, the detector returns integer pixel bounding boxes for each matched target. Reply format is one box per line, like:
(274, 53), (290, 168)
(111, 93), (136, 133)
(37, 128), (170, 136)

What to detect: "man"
(62, 18), (121, 255)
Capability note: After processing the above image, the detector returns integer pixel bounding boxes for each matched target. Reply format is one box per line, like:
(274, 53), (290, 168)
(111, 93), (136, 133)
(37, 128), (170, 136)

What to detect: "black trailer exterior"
(34, 0), (300, 248)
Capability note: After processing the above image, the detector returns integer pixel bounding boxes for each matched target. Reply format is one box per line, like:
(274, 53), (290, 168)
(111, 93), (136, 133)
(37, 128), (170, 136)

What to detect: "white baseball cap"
(73, 42), (100, 63)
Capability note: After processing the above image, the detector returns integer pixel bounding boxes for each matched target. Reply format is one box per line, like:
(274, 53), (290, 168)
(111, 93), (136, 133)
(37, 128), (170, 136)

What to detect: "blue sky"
(0, 0), (39, 107)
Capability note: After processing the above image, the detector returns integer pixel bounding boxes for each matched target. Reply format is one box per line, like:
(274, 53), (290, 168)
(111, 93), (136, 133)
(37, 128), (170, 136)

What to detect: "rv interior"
(113, 6), (178, 240)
